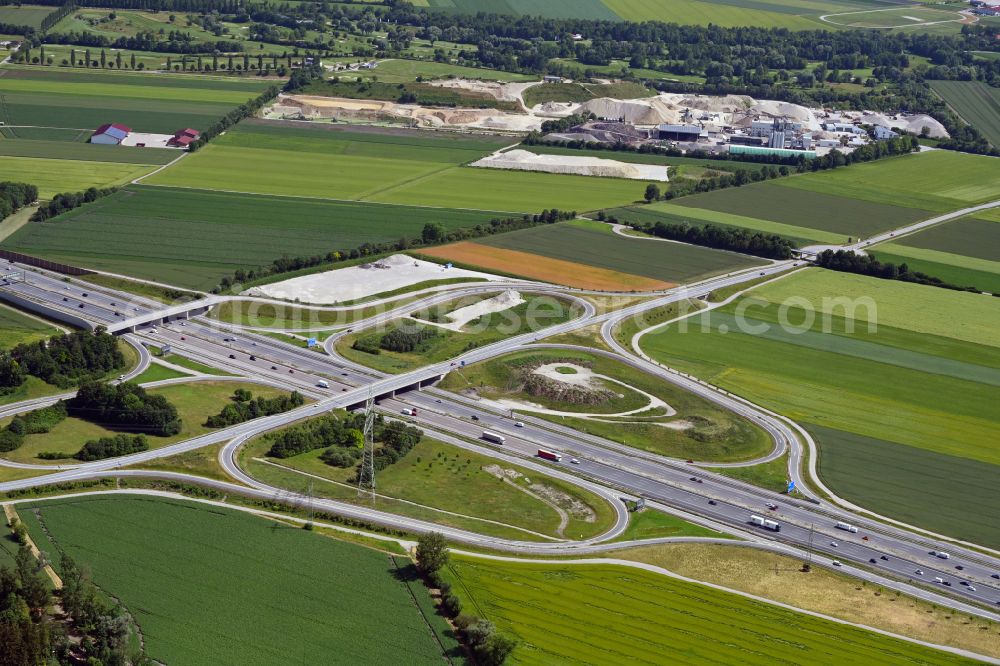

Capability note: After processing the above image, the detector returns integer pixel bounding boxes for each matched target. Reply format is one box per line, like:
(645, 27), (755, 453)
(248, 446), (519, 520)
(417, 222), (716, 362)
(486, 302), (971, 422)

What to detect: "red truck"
(537, 449), (563, 462)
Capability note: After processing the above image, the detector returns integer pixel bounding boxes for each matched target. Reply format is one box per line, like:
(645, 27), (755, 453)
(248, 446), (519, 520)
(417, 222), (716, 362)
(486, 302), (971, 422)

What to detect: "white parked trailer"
(836, 521), (859, 533)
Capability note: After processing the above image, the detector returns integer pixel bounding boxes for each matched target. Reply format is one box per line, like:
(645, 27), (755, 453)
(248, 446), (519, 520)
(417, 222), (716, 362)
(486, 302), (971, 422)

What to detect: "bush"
(74, 434), (148, 461)
(68, 381), (181, 436)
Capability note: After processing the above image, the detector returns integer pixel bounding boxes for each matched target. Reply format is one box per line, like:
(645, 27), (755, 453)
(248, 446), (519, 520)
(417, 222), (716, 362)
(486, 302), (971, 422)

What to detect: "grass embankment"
(711, 453), (792, 494)
(611, 542), (1000, 661)
(609, 508), (722, 542)
(444, 554), (976, 665)
(337, 294), (581, 374)
(641, 269), (1000, 546)
(0, 381), (290, 464)
(439, 349), (772, 462)
(240, 429), (615, 542)
(16, 496), (455, 666)
(0, 303), (62, 348)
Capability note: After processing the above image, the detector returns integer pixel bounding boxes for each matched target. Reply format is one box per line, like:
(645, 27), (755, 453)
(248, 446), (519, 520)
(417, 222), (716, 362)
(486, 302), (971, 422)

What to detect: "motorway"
(2, 239), (1000, 619)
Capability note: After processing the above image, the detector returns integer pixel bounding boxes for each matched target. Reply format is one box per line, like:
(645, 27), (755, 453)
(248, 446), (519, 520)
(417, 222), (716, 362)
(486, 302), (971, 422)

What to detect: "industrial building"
(90, 123), (131, 145)
(656, 124), (705, 141)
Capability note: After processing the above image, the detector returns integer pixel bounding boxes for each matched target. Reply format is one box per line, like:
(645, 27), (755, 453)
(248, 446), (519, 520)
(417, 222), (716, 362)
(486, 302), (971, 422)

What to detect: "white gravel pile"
(577, 97), (681, 125)
(472, 149), (668, 181)
(431, 289), (526, 331)
(243, 254), (501, 305)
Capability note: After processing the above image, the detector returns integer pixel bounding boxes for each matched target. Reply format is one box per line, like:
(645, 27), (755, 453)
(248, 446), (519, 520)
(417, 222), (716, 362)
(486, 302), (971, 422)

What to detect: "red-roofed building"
(168, 128), (200, 147)
(91, 123), (132, 145)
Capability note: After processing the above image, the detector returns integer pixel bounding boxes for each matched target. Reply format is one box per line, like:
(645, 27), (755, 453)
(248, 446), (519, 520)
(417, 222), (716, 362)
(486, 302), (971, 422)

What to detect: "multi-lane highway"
(2, 253), (1000, 619)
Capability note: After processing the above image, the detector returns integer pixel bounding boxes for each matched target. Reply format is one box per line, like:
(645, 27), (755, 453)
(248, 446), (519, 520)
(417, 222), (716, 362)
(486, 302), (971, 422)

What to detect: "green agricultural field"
(0, 67), (272, 134)
(147, 121), (644, 212)
(776, 151), (1000, 212)
(823, 5), (966, 29)
(415, 0), (620, 20)
(672, 179), (931, 240)
(439, 348), (773, 462)
(0, 156), (157, 198)
(476, 219), (767, 284)
(338, 293), (582, 374)
(602, 0), (835, 28)
(641, 269), (1000, 546)
(444, 556), (973, 665)
(0, 5), (53, 29)
(241, 431), (615, 541)
(0, 138), (178, 164)
(20, 496), (453, 666)
(930, 81), (1000, 147)
(869, 213), (1000, 293)
(0, 381), (291, 464)
(0, 304), (61, 348)
(2, 184), (506, 290)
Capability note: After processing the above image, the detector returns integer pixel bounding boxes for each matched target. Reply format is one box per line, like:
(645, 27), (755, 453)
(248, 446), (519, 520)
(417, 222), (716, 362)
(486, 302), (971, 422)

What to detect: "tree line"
(68, 381), (182, 436)
(72, 433), (149, 461)
(354, 325), (439, 356)
(0, 182), (38, 221)
(625, 219), (796, 260)
(203, 388), (305, 428)
(0, 328), (125, 392)
(413, 532), (516, 666)
(44, 29), (245, 54)
(189, 84), (278, 152)
(815, 250), (981, 293)
(31, 186), (116, 222)
(213, 210), (575, 294)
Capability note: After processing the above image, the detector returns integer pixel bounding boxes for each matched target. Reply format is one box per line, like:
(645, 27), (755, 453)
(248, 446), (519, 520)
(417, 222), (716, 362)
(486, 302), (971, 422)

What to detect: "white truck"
(836, 521), (859, 534)
(317, 380), (329, 389)
(751, 515), (780, 531)
(401, 408), (417, 416)
(482, 431), (506, 445)
(933, 551), (951, 560)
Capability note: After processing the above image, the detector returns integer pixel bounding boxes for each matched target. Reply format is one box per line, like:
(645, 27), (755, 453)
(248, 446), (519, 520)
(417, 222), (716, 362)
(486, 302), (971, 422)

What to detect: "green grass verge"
(609, 508), (723, 542)
(0, 303), (61, 348)
(439, 349), (773, 462)
(241, 430), (615, 541)
(0, 381), (287, 463)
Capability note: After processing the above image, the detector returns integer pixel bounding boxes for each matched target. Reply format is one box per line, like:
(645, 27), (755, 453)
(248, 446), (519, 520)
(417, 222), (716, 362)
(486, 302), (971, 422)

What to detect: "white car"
(570, 458), (580, 464)
(514, 421), (524, 428)
(969, 585), (977, 592)
(915, 570), (924, 576)
(832, 560), (842, 567)
(830, 542), (838, 548)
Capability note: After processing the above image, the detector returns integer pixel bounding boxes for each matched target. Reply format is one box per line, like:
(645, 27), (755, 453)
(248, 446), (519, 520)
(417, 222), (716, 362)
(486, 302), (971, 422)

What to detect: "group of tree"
(59, 553), (151, 664)
(0, 328), (125, 391)
(0, 402), (67, 454)
(203, 388), (305, 428)
(31, 186), (116, 222)
(815, 250), (979, 293)
(211, 210), (574, 294)
(0, 541), (54, 665)
(365, 419), (421, 475)
(189, 85), (279, 152)
(67, 381), (182, 436)
(414, 532), (517, 666)
(0, 182), (38, 221)
(629, 220), (796, 260)
(73, 433), (149, 461)
(354, 325), (438, 356)
(264, 411), (364, 459)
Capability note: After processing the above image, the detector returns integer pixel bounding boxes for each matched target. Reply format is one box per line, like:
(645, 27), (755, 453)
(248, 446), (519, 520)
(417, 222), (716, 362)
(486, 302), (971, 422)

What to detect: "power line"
(357, 388), (375, 505)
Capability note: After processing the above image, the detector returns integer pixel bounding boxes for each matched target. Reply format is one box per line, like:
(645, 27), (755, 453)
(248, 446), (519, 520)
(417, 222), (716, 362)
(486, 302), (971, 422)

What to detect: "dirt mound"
(667, 93), (754, 112)
(751, 99), (817, 124)
(578, 97), (681, 125)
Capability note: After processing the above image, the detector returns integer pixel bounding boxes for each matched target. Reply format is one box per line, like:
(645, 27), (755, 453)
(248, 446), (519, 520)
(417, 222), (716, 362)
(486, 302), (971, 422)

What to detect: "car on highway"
(955, 565), (964, 570)
(570, 458), (579, 464)
(992, 574), (1000, 580)
(880, 555), (888, 561)
(228, 354), (236, 359)
(180, 336), (185, 340)
(689, 477), (703, 484)
(766, 503), (778, 510)
(81, 292), (88, 297)
(869, 558), (877, 564)
(271, 366), (277, 370)
(935, 577), (945, 584)
(249, 355), (256, 361)
(62, 297), (68, 301)
(830, 542), (838, 548)
(78, 303), (84, 308)
(832, 560), (842, 567)
(960, 581), (969, 586)
(915, 570), (924, 576)
(118, 375), (125, 381)
(514, 421), (524, 428)
(708, 499), (717, 506)
(470, 415), (480, 421)
(969, 586), (977, 592)
(943, 581), (952, 587)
